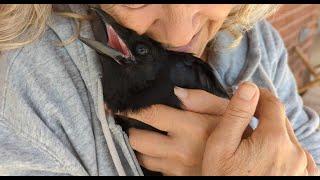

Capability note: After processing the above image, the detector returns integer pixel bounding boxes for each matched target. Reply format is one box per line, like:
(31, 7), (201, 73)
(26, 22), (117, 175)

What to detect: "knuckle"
(226, 104), (252, 120)
(192, 118), (212, 140)
(176, 147), (199, 167)
(260, 88), (277, 99)
(138, 155), (149, 167)
(142, 105), (159, 124)
(262, 131), (288, 150)
(140, 156), (149, 167)
(139, 156), (162, 172)
(270, 130), (285, 140)
(266, 96), (286, 113)
(271, 131), (289, 146)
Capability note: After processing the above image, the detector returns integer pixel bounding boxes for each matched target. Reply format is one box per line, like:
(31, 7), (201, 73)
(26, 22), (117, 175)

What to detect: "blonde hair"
(0, 4), (280, 53)
(222, 4), (280, 47)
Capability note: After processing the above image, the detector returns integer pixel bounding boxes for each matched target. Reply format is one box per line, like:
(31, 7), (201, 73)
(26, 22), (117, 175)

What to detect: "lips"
(106, 24), (133, 59)
(167, 29), (202, 54)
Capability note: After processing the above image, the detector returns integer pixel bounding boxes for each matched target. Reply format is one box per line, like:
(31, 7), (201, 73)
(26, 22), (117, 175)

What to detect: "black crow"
(80, 7), (230, 133)
(79, 7), (230, 175)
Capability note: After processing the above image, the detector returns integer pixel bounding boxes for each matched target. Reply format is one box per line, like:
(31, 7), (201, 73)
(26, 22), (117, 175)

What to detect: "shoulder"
(253, 20), (290, 87)
(0, 9), (92, 155)
(208, 19), (288, 92)
(0, 4), (92, 116)
(254, 20), (287, 64)
(0, 14), (96, 174)
(0, 25), (70, 111)
(255, 20), (284, 48)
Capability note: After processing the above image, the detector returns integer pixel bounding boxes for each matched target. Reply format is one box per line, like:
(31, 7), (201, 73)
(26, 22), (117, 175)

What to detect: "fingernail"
(174, 86), (188, 99)
(237, 82), (257, 101)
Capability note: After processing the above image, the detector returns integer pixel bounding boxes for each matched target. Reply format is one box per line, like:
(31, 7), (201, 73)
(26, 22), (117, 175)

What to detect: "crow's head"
(79, 7), (174, 112)
(78, 7), (228, 113)
(79, 7), (166, 66)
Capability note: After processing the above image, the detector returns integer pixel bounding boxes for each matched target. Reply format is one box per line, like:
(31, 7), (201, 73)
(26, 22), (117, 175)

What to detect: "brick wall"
(268, 4), (320, 88)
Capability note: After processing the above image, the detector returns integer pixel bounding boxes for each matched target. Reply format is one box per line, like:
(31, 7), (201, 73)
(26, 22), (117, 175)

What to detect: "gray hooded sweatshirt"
(0, 4), (319, 176)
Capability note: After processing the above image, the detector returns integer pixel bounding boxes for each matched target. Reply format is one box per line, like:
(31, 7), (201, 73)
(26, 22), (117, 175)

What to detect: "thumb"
(210, 82), (260, 153)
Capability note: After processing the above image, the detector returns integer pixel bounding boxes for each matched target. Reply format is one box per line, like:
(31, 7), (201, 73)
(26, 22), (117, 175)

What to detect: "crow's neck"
(101, 61), (159, 112)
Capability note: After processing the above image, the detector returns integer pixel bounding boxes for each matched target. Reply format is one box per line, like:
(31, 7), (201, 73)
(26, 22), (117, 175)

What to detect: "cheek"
(201, 4), (234, 20)
(195, 18), (230, 57)
(200, 4), (234, 38)
(104, 5), (161, 36)
(207, 19), (225, 40)
(199, 19), (225, 46)
(197, 5), (234, 50)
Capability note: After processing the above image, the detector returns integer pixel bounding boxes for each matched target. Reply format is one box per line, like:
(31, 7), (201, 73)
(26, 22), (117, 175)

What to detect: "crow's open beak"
(79, 7), (136, 64)
(79, 37), (125, 65)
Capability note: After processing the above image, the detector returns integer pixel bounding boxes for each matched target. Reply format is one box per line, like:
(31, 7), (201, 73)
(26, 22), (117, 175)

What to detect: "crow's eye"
(135, 44), (149, 56)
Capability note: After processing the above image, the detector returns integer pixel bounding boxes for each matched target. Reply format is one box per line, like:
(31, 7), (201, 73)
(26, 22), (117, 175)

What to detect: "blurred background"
(268, 4), (320, 113)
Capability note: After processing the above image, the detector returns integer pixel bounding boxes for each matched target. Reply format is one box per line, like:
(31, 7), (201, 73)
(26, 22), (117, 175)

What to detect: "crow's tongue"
(106, 25), (131, 58)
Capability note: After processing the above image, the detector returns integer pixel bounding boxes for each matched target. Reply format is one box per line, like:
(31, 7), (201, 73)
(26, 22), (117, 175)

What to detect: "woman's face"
(100, 4), (234, 60)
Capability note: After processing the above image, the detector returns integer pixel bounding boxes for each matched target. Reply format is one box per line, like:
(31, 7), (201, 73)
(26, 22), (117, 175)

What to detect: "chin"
(194, 38), (210, 58)
(194, 45), (207, 59)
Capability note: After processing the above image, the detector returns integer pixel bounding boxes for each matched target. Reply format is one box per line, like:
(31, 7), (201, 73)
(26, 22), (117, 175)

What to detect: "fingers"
(116, 104), (183, 132)
(129, 128), (172, 158)
(208, 82), (260, 153)
(136, 153), (164, 173)
(174, 86), (229, 115)
(136, 153), (200, 176)
(254, 88), (287, 136)
(116, 104), (217, 135)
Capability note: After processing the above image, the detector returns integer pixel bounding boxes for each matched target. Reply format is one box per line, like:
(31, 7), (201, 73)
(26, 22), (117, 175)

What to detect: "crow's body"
(106, 50), (229, 133)
(80, 7), (230, 175)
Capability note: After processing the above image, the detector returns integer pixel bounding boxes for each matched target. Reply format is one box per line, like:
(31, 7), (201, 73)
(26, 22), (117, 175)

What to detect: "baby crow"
(79, 7), (230, 176)
(79, 7), (230, 134)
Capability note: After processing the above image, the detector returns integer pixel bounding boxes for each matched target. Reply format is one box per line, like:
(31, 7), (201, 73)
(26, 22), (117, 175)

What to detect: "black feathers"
(79, 7), (231, 176)
(80, 7), (230, 133)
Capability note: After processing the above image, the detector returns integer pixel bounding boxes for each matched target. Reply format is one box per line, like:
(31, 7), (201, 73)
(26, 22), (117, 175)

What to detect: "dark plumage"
(79, 7), (230, 175)
(80, 7), (229, 132)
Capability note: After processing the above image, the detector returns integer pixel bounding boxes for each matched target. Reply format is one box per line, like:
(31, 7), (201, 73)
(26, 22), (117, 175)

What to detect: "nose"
(158, 5), (200, 47)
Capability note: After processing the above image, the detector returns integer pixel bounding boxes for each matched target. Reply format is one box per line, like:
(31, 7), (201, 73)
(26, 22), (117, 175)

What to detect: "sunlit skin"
(100, 4), (319, 176)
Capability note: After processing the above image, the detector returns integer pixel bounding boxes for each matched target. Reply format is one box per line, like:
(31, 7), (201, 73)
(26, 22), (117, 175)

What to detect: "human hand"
(201, 83), (319, 176)
(117, 86), (231, 175)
